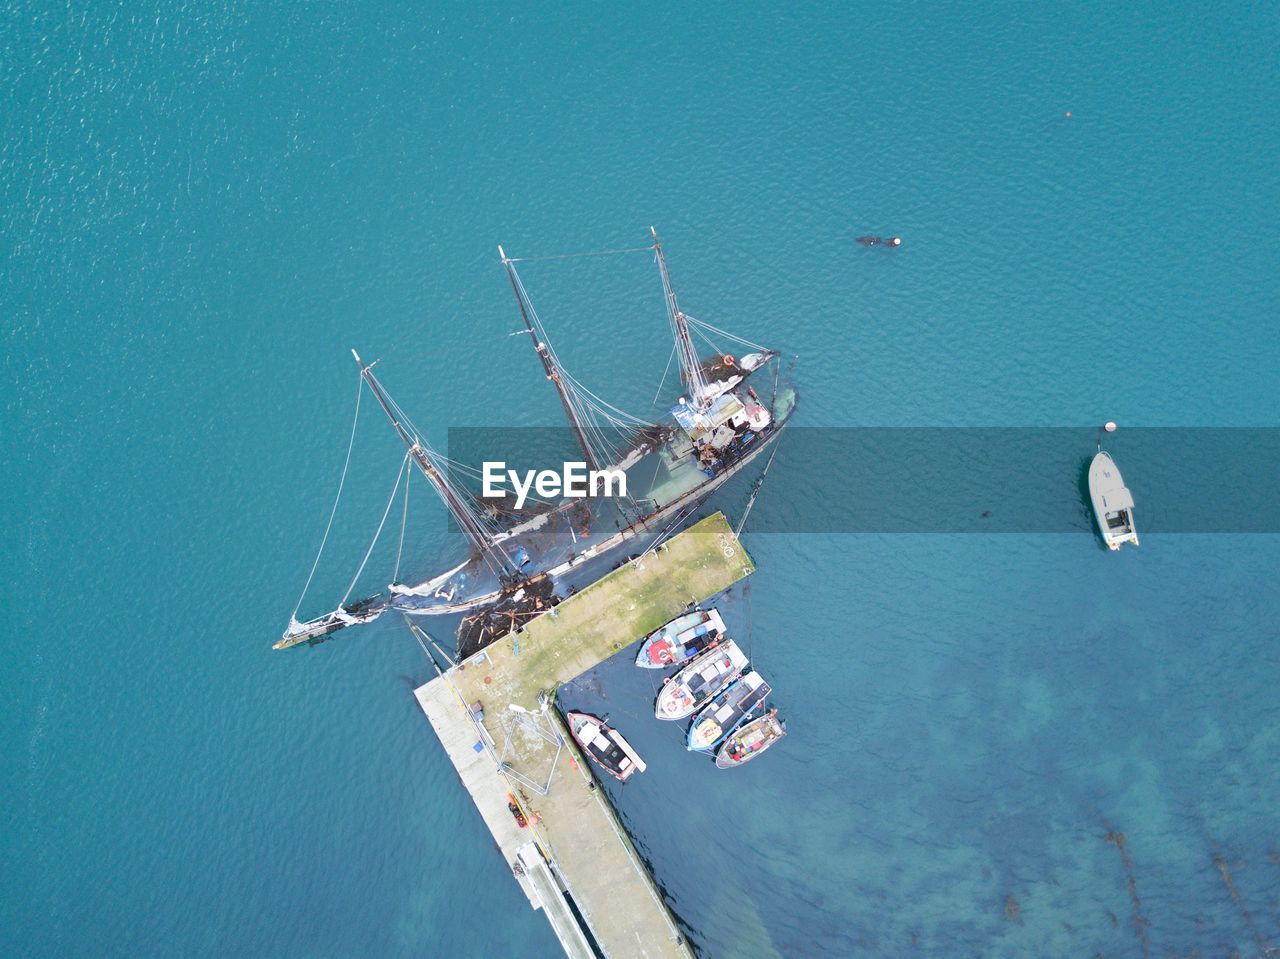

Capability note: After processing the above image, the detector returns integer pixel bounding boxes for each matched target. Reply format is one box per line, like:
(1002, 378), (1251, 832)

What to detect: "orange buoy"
(723, 354), (736, 368)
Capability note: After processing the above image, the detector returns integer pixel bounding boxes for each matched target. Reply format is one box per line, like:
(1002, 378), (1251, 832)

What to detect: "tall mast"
(351, 350), (520, 582)
(499, 246), (601, 472)
(651, 227), (710, 409)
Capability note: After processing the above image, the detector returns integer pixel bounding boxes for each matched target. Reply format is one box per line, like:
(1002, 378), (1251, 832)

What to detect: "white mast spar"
(499, 246), (603, 473)
(352, 350), (522, 584)
(651, 226), (711, 410)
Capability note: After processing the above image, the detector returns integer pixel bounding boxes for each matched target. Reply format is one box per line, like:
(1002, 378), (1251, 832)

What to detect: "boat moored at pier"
(687, 671), (771, 752)
(715, 709), (787, 768)
(566, 712), (647, 782)
(655, 640), (749, 721)
(635, 608), (727, 668)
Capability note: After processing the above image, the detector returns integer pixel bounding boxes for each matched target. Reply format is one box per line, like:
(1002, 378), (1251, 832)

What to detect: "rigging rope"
(640, 502), (699, 560)
(365, 367), (516, 574)
(340, 451), (410, 608)
(684, 313), (770, 353)
(503, 244), (654, 263)
(562, 369), (656, 427)
(393, 465), (410, 584)
(292, 372), (363, 620)
(429, 452), (555, 509)
(689, 322), (722, 358)
(422, 440), (521, 581)
(652, 342), (677, 407)
(507, 259), (654, 470)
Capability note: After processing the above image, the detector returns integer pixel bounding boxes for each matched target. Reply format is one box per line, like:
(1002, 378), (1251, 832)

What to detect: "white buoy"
(1105, 421), (1118, 432)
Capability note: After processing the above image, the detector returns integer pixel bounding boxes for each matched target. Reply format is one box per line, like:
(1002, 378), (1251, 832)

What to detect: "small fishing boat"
(635, 608), (727, 668)
(654, 640), (749, 721)
(1089, 451), (1139, 550)
(688, 671), (772, 752)
(565, 712), (647, 782)
(715, 710), (786, 768)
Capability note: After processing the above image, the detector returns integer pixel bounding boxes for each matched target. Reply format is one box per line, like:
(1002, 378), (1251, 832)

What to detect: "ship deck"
(414, 511), (755, 958)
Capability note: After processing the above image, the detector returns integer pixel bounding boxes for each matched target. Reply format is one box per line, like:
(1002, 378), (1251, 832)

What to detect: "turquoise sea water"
(5, 4), (1279, 957)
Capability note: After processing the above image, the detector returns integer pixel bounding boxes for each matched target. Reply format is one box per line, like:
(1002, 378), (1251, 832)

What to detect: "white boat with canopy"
(1089, 451), (1139, 550)
(654, 640), (749, 721)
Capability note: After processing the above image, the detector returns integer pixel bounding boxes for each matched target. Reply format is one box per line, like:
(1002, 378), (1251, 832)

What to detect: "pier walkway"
(414, 512), (754, 958)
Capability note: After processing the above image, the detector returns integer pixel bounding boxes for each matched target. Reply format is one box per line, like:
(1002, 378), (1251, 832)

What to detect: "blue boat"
(687, 671), (771, 751)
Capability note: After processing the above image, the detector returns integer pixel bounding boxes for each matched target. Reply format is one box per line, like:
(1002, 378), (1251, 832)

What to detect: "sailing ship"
(634, 608), (727, 668)
(566, 712), (647, 782)
(687, 671), (772, 751)
(715, 709), (787, 769)
(1088, 451), (1138, 550)
(654, 640), (749, 721)
(279, 229), (796, 651)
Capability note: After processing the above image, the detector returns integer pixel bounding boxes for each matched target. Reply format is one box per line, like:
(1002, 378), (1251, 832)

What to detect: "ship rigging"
(279, 230), (796, 650)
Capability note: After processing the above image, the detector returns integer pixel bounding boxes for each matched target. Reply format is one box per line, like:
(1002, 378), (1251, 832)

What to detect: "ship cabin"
(671, 390), (773, 476)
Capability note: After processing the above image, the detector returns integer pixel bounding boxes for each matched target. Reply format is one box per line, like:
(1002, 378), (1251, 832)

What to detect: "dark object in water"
(856, 235), (902, 248)
(1103, 822), (1151, 959)
(1214, 853), (1272, 954)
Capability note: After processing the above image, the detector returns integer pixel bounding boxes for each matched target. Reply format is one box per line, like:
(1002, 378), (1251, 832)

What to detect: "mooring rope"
(735, 440), (782, 538)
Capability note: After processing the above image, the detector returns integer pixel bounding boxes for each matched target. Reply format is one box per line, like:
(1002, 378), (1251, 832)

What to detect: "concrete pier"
(414, 512), (754, 958)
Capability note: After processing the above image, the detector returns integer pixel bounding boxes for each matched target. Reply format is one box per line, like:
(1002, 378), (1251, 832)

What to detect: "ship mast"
(352, 350), (521, 583)
(499, 247), (602, 473)
(651, 227), (711, 410)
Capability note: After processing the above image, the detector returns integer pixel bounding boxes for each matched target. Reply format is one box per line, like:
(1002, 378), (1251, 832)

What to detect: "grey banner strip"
(447, 428), (1280, 533)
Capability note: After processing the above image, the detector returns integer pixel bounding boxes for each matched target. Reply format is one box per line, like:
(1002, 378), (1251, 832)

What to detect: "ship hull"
(405, 393), (794, 615)
(281, 386), (795, 647)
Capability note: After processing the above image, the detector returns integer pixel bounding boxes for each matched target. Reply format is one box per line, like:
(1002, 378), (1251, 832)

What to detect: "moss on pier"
(452, 511), (754, 709)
